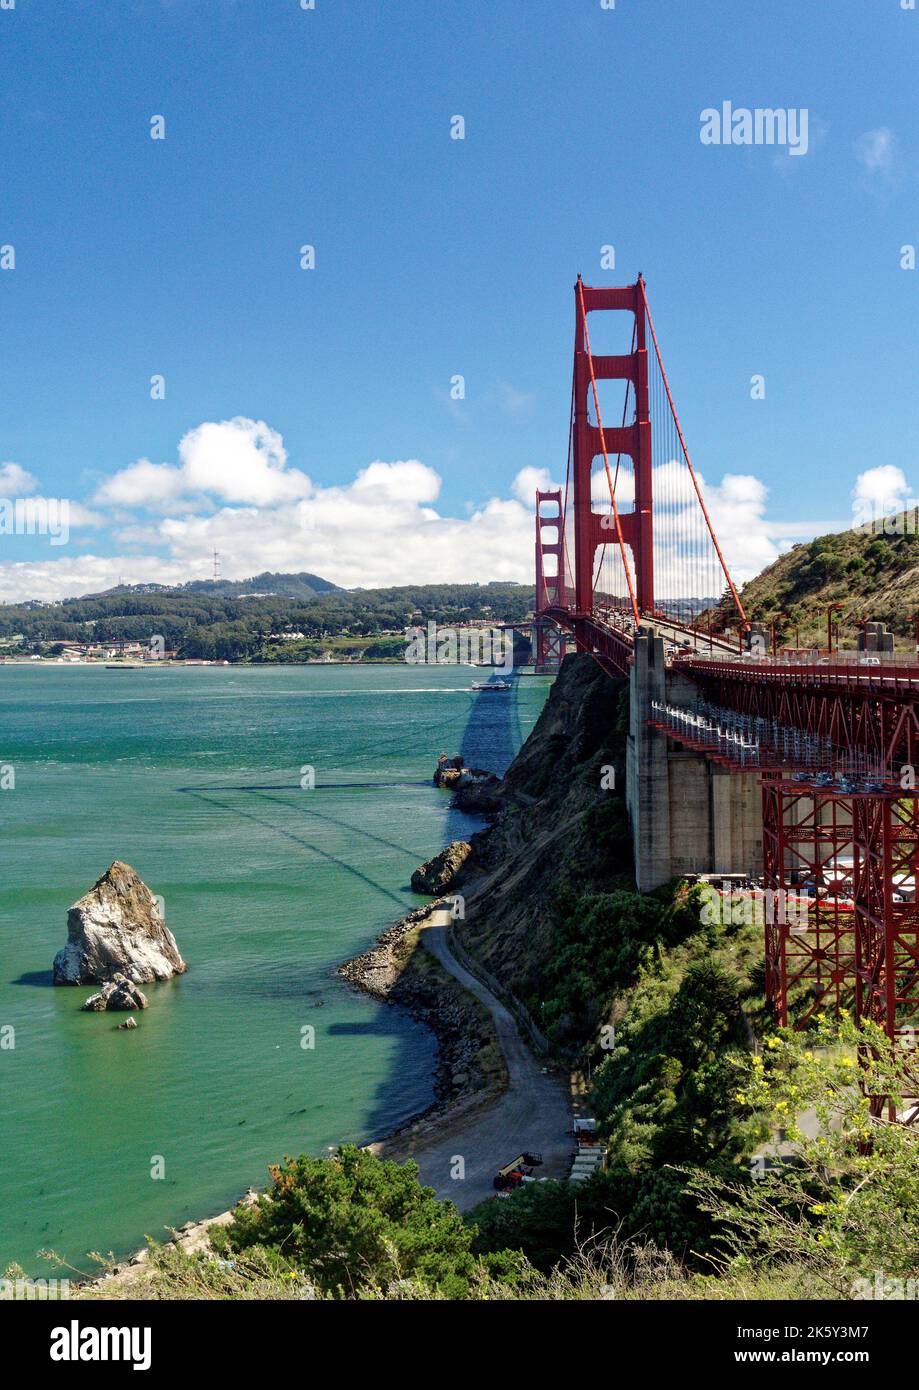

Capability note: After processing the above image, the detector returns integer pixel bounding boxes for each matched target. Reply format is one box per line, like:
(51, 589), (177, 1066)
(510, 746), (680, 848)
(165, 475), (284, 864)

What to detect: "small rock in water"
(81, 973), (149, 1012)
(411, 840), (472, 894)
(53, 860), (186, 986)
(117, 1016), (139, 1030)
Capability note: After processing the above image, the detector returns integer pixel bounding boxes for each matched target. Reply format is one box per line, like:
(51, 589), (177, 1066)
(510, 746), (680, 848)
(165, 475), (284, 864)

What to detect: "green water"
(0, 663), (550, 1274)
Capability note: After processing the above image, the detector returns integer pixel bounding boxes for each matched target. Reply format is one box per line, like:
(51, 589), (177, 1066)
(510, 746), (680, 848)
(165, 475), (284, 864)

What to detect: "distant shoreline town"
(0, 576), (537, 667)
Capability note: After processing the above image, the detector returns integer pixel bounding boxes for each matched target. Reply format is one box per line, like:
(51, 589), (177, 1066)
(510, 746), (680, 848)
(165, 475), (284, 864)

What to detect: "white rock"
(53, 861), (186, 985)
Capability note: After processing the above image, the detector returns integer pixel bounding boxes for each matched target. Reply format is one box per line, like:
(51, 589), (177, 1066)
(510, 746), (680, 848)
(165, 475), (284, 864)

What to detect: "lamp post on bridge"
(771, 612), (788, 657)
(908, 614), (919, 659)
(826, 602), (843, 656)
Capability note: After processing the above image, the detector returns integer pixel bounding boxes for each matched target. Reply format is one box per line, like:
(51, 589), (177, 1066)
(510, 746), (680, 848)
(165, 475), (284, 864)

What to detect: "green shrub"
(215, 1145), (477, 1298)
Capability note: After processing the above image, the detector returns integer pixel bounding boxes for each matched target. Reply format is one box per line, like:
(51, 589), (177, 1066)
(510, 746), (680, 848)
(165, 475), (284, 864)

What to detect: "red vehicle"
(493, 1152), (543, 1190)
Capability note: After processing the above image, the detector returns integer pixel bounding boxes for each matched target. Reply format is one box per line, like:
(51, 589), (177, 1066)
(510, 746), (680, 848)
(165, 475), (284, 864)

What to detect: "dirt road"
(372, 909), (573, 1211)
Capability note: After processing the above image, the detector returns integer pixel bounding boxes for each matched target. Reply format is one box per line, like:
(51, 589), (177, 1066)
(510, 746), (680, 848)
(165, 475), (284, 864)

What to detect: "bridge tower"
(572, 275), (653, 625)
(534, 489), (566, 669)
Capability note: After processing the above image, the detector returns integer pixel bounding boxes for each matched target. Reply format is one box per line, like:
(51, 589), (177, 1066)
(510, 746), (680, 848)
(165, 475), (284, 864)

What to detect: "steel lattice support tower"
(763, 779), (919, 1055)
(572, 276), (653, 620)
(762, 779), (858, 1027)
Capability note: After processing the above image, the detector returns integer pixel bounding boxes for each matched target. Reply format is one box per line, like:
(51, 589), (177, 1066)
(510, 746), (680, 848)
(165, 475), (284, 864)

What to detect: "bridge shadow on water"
(360, 671), (531, 1141)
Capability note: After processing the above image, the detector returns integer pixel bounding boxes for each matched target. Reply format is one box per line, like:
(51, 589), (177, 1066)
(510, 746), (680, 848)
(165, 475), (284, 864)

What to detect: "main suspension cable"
(639, 277), (749, 631)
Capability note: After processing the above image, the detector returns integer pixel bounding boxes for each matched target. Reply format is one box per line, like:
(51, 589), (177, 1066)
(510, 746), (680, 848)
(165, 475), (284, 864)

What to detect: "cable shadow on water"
(244, 789), (433, 864)
(179, 790), (407, 909)
(170, 675), (541, 1146)
(177, 787), (441, 1142)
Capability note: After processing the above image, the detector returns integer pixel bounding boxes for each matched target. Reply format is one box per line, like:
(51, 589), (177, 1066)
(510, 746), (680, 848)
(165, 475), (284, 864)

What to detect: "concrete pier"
(626, 626), (763, 891)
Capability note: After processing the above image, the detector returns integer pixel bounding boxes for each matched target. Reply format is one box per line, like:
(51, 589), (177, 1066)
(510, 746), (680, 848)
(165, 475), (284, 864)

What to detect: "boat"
(471, 680), (512, 692)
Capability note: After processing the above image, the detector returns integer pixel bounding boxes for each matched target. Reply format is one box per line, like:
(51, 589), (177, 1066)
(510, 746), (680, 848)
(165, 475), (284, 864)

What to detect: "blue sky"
(1, 0), (918, 600)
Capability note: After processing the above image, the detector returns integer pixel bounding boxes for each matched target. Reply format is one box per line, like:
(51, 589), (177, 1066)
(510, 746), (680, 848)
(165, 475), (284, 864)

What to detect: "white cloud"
(0, 417), (844, 605)
(349, 459), (441, 504)
(855, 126), (896, 176)
(0, 462), (38, 496)
(0, 554), (183, 605)
(591, 463), (806, 597)
(512, 466), (560, 504)
(95, 458), (187, 509)
(852, 463), (909, 510)
(95, 417), (313, 509)
(854, 127), (902, 195)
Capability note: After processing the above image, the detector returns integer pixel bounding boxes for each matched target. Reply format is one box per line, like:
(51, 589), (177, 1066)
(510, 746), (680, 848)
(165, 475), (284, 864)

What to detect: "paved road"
(374, 909), (573, 1211)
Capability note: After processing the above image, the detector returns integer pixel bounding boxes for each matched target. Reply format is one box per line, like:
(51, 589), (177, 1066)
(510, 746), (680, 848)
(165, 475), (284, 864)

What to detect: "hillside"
(735, 513), (919, 648)
(84, 571), (343, 601)
(0, 581), (536, 662)
(435, 655), (765, 1260)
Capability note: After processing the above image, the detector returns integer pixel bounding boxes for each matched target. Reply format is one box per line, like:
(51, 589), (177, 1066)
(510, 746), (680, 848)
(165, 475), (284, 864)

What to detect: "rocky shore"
(338, 900), (507, 1127)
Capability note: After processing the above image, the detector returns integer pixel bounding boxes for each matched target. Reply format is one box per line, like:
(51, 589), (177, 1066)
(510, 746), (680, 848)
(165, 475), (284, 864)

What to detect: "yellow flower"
(752, 1056), (763, 1068)
(735, 1092), (748, 1104)
(810, 1203), (826, 1215)
(766, 1037), (780, 1050)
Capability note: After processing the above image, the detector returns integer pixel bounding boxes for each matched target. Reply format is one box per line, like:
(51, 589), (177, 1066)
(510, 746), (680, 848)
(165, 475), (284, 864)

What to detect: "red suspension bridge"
(535, 275), (919, 1103)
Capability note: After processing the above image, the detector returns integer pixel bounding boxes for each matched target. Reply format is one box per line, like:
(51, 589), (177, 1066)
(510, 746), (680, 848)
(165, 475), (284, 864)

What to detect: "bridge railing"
(676, 653), (919, 703)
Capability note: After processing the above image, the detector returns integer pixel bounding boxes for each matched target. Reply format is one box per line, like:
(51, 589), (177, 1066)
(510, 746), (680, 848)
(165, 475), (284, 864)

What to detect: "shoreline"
(80, 845), (514, 1293)
(80, 898), (509, 1294)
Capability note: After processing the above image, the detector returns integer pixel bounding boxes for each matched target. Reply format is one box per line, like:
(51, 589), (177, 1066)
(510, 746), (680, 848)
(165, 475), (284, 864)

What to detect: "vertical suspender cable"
(639, 279), (750, 632)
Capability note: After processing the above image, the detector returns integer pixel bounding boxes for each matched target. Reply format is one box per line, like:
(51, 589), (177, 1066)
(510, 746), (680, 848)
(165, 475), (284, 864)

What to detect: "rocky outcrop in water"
(433, 754), (495, 790)
(53, 861), (186, 986)
(81, 973), (149, 1012)
(411, 841), (472, 894)
(451, 774), (503, 814)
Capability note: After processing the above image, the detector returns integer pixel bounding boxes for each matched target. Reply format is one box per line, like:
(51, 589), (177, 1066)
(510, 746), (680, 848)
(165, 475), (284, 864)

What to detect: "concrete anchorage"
(626, 625), (762, 891)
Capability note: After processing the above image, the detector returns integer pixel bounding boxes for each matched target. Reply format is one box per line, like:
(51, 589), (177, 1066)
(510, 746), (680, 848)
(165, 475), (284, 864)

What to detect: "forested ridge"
(0, 580), (536, 662)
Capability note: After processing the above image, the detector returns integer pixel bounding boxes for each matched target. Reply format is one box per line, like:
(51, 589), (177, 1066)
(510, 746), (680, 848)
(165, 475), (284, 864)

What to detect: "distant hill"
(736, 512), (919, 647)
(83, 571), (342, 601)
(0, 580), (535, 663)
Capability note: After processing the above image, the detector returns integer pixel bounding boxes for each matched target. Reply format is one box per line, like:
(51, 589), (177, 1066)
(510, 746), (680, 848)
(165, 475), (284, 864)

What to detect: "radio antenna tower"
(212, 549), (221, 582)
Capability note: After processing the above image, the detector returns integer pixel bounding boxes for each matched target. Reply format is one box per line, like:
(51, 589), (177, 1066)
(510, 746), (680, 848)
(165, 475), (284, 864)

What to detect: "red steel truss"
(762, 780), (919, 1078)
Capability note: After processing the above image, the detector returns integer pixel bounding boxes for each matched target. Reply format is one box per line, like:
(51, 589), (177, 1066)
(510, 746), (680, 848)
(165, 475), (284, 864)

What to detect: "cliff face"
(455, 655), (630, 1003)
